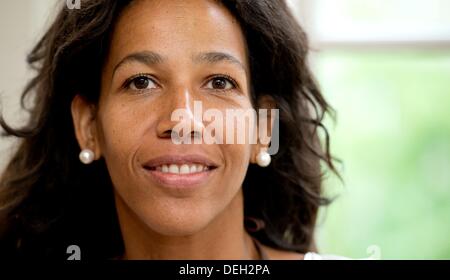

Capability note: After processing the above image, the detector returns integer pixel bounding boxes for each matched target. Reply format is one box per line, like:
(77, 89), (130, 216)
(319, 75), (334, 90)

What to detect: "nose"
(156, 86), (204, 142)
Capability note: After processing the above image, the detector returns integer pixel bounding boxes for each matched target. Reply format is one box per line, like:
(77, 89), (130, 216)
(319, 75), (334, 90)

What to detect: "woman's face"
(91, 0), (258, 235)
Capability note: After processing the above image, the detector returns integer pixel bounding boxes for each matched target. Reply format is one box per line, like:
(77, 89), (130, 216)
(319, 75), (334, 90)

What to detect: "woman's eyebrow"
(112, 51), (165, 78)
(112, 50), (247, 78)
(193, 52), (247, 74)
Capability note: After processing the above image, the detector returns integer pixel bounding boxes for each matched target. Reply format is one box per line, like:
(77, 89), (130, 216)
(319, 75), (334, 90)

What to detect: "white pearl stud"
(256, 150), (271, 167)
(79, 149), (95, 165)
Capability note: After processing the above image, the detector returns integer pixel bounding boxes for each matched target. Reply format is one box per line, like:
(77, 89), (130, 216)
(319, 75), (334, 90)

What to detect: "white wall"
(0, 0), (58, 172)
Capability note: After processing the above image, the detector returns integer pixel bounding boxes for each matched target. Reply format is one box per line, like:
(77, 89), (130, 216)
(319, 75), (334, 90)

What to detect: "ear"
(250, 95), (277, 164)
(71, 94), (102, 160)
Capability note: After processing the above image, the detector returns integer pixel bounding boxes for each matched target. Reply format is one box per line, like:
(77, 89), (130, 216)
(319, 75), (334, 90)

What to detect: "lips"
(141, 154), (219, 189)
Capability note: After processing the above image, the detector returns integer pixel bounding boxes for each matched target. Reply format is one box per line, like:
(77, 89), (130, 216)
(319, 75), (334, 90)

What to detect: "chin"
(138, 202), (217, 237)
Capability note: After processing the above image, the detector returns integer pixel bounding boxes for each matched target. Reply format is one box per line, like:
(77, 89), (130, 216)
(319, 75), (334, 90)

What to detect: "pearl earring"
(256, 149), (271, 167)
(79, 149), (95, 164)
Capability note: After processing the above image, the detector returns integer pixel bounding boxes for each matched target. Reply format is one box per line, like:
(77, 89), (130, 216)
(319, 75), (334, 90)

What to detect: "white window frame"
(289, 0), (450, 50)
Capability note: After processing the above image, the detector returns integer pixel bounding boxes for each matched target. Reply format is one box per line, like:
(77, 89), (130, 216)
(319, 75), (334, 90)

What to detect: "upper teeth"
(156, 164), (208, 174)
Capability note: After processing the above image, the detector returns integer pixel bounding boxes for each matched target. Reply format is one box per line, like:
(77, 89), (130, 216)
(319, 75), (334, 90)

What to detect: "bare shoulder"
(258, 243), (305, 260)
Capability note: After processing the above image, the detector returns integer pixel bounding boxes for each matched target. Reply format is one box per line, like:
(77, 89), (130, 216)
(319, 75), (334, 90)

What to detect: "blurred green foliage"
(314, 50), (450, 259)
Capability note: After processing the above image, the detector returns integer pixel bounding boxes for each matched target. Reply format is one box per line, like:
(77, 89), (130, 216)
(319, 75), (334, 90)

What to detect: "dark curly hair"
(0, 0), (338, 259)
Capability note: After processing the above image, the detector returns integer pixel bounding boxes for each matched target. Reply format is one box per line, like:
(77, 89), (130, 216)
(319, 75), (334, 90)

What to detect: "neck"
(114, 189), (260, 260)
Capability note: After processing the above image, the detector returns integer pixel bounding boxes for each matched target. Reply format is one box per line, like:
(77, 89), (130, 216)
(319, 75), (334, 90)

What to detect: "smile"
(141, 154), (219, 189)
(152, 164), (210, 174)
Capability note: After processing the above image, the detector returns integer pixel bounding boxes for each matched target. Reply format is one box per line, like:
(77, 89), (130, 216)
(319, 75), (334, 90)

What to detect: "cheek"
(96, 100), (153, 187)
(211, 103), (256, 194)
(98, 101), (148, 156)
(218, 144), (250, 204)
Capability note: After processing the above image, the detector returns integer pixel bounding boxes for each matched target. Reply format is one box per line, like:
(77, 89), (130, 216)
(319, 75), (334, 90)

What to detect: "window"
(289, 0), (450, 259)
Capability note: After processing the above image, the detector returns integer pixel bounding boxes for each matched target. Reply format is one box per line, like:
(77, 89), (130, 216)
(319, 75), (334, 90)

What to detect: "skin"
(71, 0), (304, 260)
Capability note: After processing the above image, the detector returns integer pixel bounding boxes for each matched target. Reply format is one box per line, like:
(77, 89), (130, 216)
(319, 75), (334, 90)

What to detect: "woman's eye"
(128, 76), (157, 91)
(206, 77), (236, 90)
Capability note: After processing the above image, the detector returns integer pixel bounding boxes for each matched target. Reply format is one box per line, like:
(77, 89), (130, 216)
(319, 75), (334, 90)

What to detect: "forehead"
(106, 0), (248, 69)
